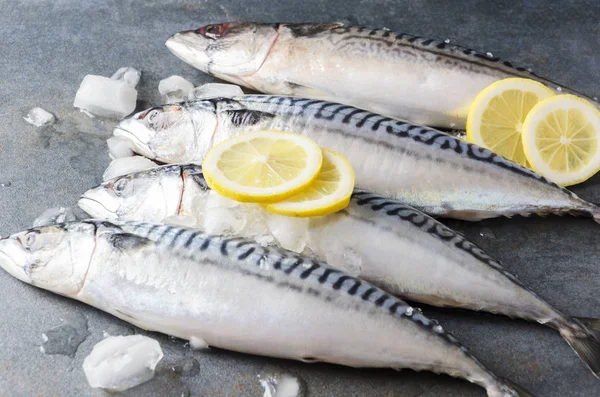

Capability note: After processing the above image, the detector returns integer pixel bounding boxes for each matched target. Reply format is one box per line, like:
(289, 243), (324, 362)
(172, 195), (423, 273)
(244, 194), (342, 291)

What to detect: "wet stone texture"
(0, 1), (600, 396)
(41, 312), (90, 357)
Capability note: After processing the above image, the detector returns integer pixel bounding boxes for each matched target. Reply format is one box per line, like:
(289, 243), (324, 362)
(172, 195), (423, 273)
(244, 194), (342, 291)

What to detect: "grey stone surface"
(0, 1), (599, 396)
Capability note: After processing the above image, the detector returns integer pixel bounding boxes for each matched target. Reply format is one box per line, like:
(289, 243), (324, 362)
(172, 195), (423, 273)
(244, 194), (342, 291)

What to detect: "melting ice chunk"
(111, 67), (142, 88)
(189, 83), (244, 100)
(33, 207), (77, 227)
(83, 335), (163, 392)
(107, 136), (135, 159)
(74, 75), (137, 118)
(189, 336), (209, 350)
(103, 156), (159, 181)
(24, 107), (55, 127)
(159, 75), (194, 103)
(266, 213), (309, 253)
(259, 373), (303, 397)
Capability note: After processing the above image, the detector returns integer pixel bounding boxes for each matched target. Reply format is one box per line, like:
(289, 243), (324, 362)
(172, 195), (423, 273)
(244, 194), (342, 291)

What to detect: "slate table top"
(1, 1), (599, 396)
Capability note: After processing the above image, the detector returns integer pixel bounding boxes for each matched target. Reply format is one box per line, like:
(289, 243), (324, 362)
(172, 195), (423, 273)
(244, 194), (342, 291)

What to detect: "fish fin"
(496, 378), (536, 397)
(562, 317), (600, 378)
(109, 233), (152, 251)
(283, 22), (344, 37)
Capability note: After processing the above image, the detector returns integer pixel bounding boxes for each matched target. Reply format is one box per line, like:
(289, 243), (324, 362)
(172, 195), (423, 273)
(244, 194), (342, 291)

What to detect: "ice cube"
(33, 207), (77, 227)
(74, 75), (137, 118)
(111, 67), (142, 88)
(205, 190), (240, 209)
(202, 207), (246, 236)
(103, 156), (159, 181)
(189, 336), (209, 350)
(266, 214), (309, 253)
(24, 107), (55, 127)
(158, 75), (194, 103)
(82, 335), (163, 392)
(189, 83), (244, 100)
(107, 136), (135, 159)
(259, 373), (303, 397)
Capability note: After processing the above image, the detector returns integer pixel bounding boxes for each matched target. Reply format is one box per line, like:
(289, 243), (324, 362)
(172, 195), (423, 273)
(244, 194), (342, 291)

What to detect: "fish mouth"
(78, 197), (119, 220)
(0, 245), (31, 284)
(113, 127), (156, 160)
(165, 32), (210, 74)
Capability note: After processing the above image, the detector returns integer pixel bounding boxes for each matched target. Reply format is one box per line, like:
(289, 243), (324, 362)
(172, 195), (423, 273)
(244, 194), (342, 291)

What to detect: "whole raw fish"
(0, 220), (530, 397)
(113, 97), (600, 221)
(165, 22), (599, 129)
(79, 164), (600, 377)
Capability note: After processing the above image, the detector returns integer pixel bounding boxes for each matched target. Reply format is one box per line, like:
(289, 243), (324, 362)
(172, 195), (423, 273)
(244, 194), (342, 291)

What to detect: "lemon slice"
(202, 130), (323, 203)
(467, 78), (555, 166)
(265, 149), (355, 217)
(522, 95), (600, 186)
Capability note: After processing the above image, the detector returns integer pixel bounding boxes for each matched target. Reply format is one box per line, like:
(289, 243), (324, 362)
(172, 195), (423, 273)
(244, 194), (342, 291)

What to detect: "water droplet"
(478, 228), (496, 239)
(486, 52), (494, 57)
(434, 325), (444, 333)
(594, 97), (598, 101)
(527, 68), (533, 72)
(382, 27), (391, 31)
(444, 39), (450, 43)
(41, 312), (89, 357)
(556, 86), (562, 92)
(0, 182), (11, 187)
(405, 307), (414, 316)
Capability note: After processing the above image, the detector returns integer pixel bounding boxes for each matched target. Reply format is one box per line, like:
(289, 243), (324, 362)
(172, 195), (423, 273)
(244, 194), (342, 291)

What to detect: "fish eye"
(18, 232), (37, 250)
(197, 24), (225, 39)
(113, 178), (129, 196)
(146, 110), (160, 126)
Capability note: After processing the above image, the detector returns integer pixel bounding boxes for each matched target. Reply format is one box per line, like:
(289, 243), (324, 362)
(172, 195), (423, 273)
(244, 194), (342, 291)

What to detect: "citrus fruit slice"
(467, 78), (555, 166)
(265, 149), (355, 217)
(202, 130), (323, 203)
(522, 94), (600, 186)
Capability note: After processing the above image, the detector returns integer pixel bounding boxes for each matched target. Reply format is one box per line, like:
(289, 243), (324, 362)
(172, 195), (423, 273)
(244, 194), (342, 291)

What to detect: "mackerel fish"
(165, 22), (600, 129)
(113, 97), (600, 221)
(0, 220), (531, 397)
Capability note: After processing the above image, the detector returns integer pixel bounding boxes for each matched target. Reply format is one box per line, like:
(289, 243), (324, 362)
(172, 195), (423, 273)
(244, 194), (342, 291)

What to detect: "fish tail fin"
(487, 378), (535, 397)
(560, 317), (600, 378)
(592, 210), (600, 224)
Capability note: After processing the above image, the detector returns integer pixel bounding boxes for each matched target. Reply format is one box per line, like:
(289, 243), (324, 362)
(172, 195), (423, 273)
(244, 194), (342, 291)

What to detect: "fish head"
(0, 222), (96, 295)
(166, 22), (279, 80)
(79, 165), (184, 222)
(114, 103), (217, 163)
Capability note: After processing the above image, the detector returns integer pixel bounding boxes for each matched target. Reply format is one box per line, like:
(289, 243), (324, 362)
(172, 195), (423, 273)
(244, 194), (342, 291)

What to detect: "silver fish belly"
(0, 221), (526, 397)
(166, 23), (599, 129)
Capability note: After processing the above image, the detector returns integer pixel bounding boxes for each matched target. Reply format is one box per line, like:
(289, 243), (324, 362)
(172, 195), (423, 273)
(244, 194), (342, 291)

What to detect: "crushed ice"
(111, 67), (142, 88)
(24, 107), (55, 127)
(258, 372), (303, 397)
(189, 336), (209, 350)
(74, 74), (138, 118)
(159, 75), (194, 103)
(33, 207), (77, 227)
(103, 156), (159, 181)
(189, 83), (244, 100)
(83, 335), (163, 392)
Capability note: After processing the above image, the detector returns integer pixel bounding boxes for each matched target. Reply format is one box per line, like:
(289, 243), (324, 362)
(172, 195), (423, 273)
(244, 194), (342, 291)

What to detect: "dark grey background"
(1, 1), (599, 396)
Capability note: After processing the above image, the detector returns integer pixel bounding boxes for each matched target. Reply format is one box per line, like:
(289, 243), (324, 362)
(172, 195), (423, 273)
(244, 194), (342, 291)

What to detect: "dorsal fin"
(283, 22), (345, 37)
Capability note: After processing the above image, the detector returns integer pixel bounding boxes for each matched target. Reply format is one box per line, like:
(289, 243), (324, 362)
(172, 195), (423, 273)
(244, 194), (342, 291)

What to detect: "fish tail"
(560, 316), (600, 378)
(487, 378), (535, 397)
(591, 209), (600, 224)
